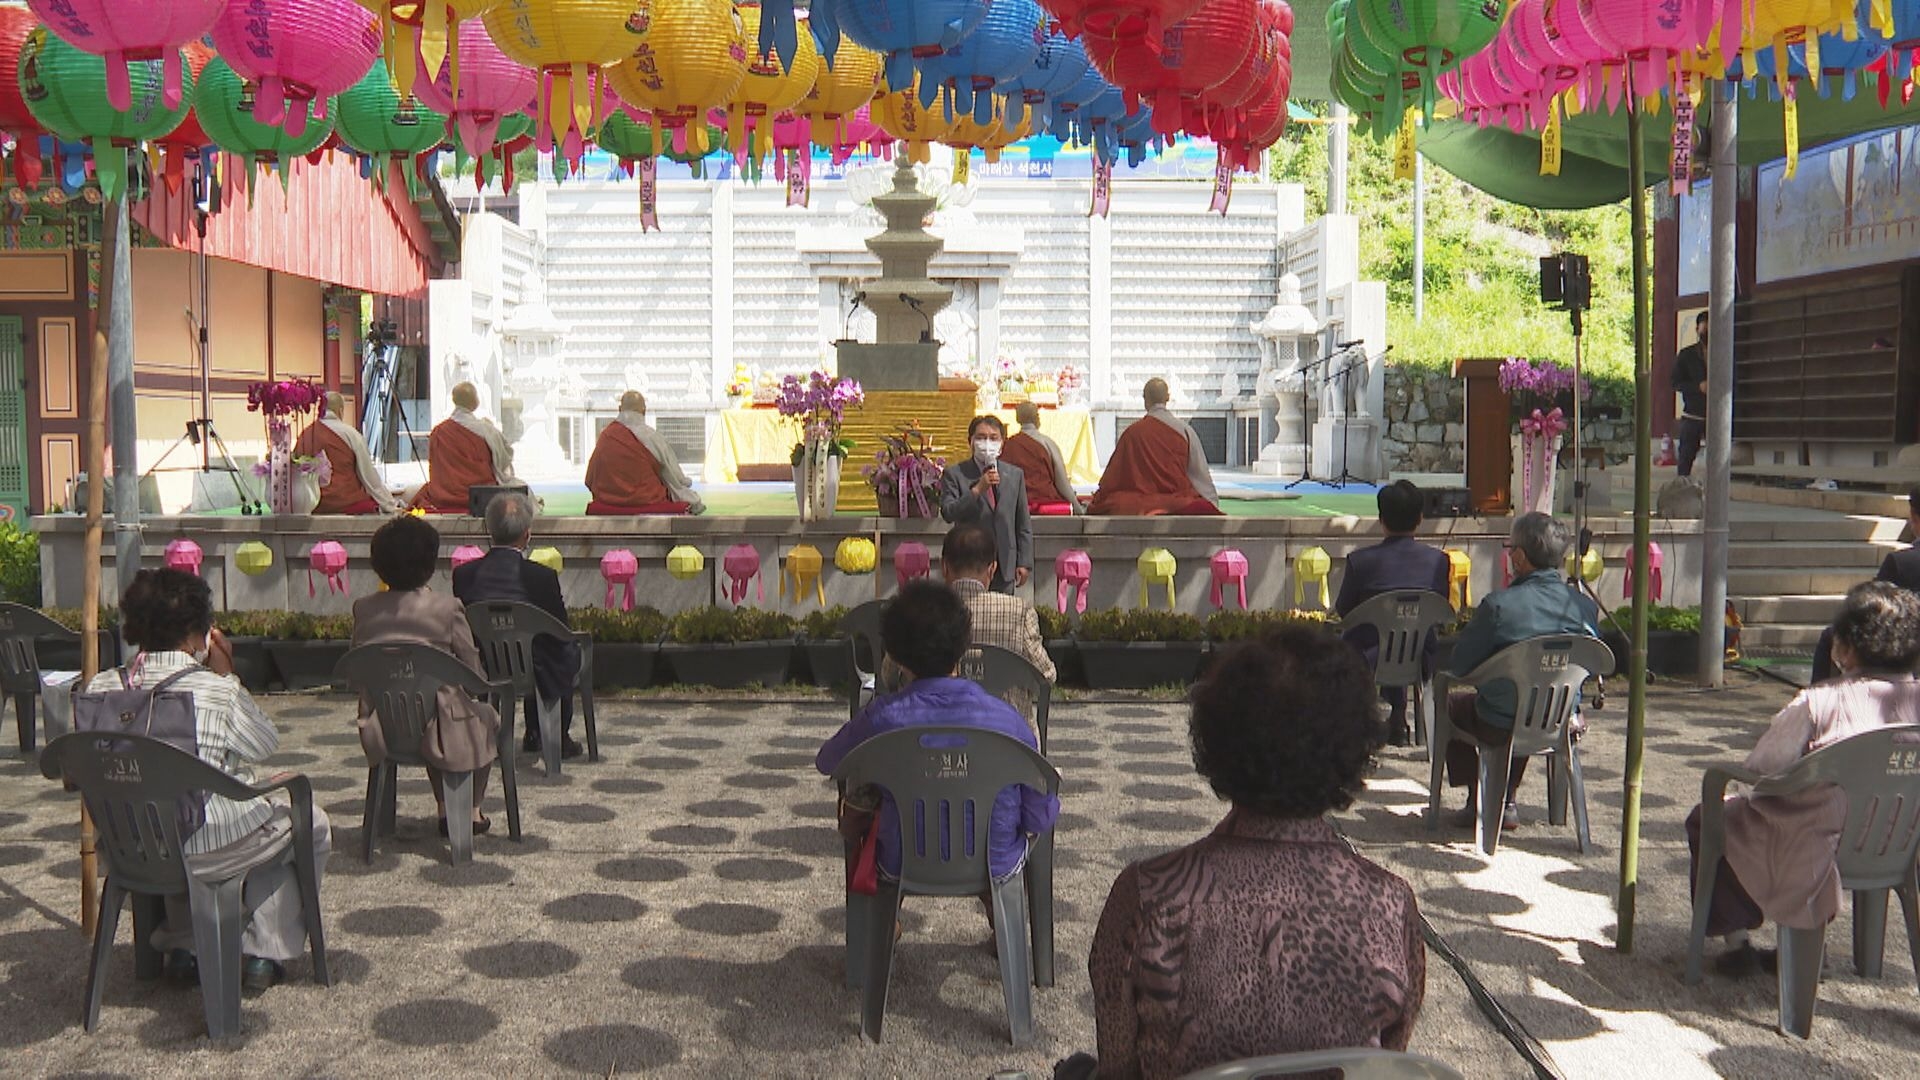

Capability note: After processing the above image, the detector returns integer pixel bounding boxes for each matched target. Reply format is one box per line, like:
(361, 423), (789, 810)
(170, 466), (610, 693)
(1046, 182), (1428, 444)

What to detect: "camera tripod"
(143, 418), (265, 514)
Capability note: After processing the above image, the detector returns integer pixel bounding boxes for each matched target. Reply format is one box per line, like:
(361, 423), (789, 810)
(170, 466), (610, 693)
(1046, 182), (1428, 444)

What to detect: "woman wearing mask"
(938, 414), (1032, 594)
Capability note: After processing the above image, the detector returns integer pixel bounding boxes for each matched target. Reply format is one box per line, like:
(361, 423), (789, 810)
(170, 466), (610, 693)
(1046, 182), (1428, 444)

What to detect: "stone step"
(1728, 568), (1878, 595)
(1741, 623), (1827, 648)
(1727, 542), (1894, 569)
(1730, 517), (1909, 543)
(1733, 594), (1845, 623)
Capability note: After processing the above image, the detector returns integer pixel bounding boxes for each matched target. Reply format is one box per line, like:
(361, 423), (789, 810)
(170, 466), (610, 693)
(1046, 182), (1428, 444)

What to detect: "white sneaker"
(1807, 479), (1838, 492)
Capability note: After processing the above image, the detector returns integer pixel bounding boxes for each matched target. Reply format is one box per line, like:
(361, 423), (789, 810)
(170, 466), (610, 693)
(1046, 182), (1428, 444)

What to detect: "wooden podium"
(1454, 358), (1512, 514)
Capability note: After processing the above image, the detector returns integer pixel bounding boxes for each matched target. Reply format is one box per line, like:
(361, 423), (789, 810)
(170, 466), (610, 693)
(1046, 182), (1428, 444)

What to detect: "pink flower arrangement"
(1056, 364), (1084, 392)
(246, 377), (324, 418)
(1497, 358), (1589, 399)
(864, 423), (946, 518)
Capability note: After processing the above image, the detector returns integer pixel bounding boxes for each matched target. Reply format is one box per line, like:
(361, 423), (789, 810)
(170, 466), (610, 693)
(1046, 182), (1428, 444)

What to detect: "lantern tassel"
(256, 76), (288, 128)
(95, 143), (125, 202)
(161, 49), (185, 111)
(570, 62), (593, 143)
(420, 3), (450, 98)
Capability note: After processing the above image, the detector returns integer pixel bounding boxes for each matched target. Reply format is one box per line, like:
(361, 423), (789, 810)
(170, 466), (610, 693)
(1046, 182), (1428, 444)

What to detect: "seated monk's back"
(294, 421), (374, 514)
(585, 423), (670, 508)
(1001, 432), (1065, 504)
(411, 420), (495, 512)
(1089, 413), (1207, 516)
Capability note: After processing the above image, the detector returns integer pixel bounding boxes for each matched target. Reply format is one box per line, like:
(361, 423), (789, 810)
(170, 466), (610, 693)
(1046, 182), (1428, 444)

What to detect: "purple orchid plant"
(863, 423), (946, 518)
(777, 370), (864, 465)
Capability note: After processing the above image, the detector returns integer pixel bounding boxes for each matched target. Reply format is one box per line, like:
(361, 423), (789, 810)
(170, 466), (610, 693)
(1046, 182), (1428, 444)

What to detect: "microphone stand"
(1324, 346), (1373, 489)
(1282, 349), (1340, 491)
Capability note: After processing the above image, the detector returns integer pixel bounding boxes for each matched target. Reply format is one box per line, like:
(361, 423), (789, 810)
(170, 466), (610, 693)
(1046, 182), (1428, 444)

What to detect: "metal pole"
(1328, 103), (1350, 215)
(1412, 152), (1425, 323)
(1617, 76), (1655, 954)
(107, 198), (140, 605)
(1699, 82), (1737, 686)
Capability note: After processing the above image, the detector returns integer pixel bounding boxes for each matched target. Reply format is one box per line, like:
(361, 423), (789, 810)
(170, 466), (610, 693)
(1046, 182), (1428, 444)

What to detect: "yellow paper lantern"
(356, 0), (498, 99)
(795, 38), (882, 136)
(727, 4), (820, 164)
(1444, 548), (1472, 610)
(942, 98), (1030, 164)
(1566, 548), (1604, 585)
(835, 536), (878, 574)
(1293, 547), (1332, 611)
(528, 546), (563, 573)
(605, 0), (749, 144)
(1137, 548), (1176, 609)
(872, 75), (954, 163)
(235, 540), (275, 576)
(782, 543), (826, 605)
(481, 0), (637, 151)
(668, 544), (705, 579)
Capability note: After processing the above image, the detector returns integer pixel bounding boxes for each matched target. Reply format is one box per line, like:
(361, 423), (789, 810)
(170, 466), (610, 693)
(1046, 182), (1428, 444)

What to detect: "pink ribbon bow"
(601, 549), (638, 611)
(723, 543), (763, 606)
(1056, 549), (1092, 614)
(1210, 549), (1249, 610)
(1625, 541), (1664, 601)
(1519, 406), (1568, 440)
(307, 541), (348, 597)
(893, 542), (931, 589)
(164, 538), (203, 576)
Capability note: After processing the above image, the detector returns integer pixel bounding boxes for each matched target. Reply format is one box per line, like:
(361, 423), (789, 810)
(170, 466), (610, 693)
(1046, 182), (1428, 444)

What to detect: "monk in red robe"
(1001, 401), (1080, 515)
(584, 391), (703, 515)
(409, 381), (517, 514)
(1088, 378), (1223, 516)
(293, 391), (398, 515)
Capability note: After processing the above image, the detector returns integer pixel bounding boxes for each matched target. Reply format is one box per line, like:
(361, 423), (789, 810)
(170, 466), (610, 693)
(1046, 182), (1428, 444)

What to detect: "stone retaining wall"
(1380, 367), (1636, 474)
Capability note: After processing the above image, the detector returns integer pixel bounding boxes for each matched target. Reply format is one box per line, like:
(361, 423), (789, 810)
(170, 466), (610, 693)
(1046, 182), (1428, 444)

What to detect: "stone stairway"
(1730, 514), (1908, 649)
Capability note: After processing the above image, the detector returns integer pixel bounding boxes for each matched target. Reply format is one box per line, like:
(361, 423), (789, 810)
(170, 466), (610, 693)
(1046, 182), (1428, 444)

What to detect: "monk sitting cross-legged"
(1088, 378), (1223, 516)
(293, 391), (399, 515)
(584, 391), (704, 515)
(1001, 401), (1080, 516)
(408, 381), (517, 514)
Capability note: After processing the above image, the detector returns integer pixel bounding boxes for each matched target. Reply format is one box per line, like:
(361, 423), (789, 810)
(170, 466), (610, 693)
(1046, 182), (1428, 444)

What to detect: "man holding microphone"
(939, 415), (1033, 595)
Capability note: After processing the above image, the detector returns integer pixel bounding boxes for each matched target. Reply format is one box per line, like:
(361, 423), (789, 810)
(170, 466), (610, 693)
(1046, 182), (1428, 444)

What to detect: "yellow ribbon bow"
(1137, 548), (1176, 609)
(782, 544), (826, 606)
(1445, 549), (1472, 610)
(1294, 547), (1332, 610)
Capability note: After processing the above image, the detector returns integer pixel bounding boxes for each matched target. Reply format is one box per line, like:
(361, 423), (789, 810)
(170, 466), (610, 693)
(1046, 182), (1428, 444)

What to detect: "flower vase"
(1512, 432), (1560, 515)
(267, 418), (294, 514)
(793, 444), (840, 522)
(292, 472), (322, 515)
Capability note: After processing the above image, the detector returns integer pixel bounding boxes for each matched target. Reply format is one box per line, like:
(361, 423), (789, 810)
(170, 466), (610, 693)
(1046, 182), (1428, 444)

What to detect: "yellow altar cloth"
(704, 406), (1100, 487)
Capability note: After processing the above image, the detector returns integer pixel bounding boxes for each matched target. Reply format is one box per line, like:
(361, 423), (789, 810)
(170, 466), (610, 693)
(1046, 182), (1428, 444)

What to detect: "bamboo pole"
(1698, 82), (1738, 684)
(1617, 75), (1655, 954)
(77, 199), (119, 935)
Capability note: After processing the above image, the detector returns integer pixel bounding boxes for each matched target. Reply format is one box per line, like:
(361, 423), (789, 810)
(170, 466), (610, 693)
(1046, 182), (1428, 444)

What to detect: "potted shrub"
(799, 605), (852, 689)
(267, 612), (354, 690)
(661, 606), (799, 689)
(1205, 608), (1338, 645)
(211, 609), (284, 692)
(39, 607), (122, 674)
(1601, 605), (1706, 677)
(1075, 608), (1209, 690)
(569, 606), (668, 691)
(1035, 607), (1083, 688)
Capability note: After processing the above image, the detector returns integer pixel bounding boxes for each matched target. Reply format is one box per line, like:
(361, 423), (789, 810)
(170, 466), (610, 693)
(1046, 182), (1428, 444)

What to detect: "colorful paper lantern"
(193, 56), (337, 173)
(480, 0), (639, 157)
(723, 543), (763, 604)
(1056, 548), (1092, 614)
(1577, 0), (1723, 102)
(1001, 28), (1094, 112)
(942, 96), (1032, 163)
(793, 38), (883, 146)
(164, 538), (205, 575)
(1625, 542), (1664, 601)
(813, 100), (888, 161)
(605, 0), (749, 154)
(1137, 548), (1177, 609)
(727, 3), (821, 167)
(1087, 0), (1258, 136)
(1209, 549), (1249, 610)
(308, 540), (350, 596)
(872, 74), (955, 162)
(893, 540), (931, 589)
(835, 536), (878, 574)
(210, 0), (382, 136)
(828, 0), (995, 91)
(235, 540), (275, 576)
(1566, 548), (1604, 584)
(666, 544), (706, 580)
(601, 548), (637, 610)
(16, 29), (194, 198)
(334, 58), (450, 171)
(1349, 0), (1501, 120)
(410, 17), (537, 161)
(1445, 548), (1471, 610)
(25, 0), (222, 112)
(782, 543), (826, 606)
(596, 109), (726, 164)
(528, 546), (562, 573)
(354, 0), (500, 99)
(451, 543), (485, 571)
(917, 0), (1046, 124)
(1293, 546), (1331, 610)
(0, 8), (49, 190)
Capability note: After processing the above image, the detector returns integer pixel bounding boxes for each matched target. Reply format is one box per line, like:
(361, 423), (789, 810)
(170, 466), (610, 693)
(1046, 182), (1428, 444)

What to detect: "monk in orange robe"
(293, 391), (399, 515)
(1089, 378), (1223, 516)
(409, 381), (517, 514)
(584, 391), (703, 515)
(1001, 400), (1080, 515)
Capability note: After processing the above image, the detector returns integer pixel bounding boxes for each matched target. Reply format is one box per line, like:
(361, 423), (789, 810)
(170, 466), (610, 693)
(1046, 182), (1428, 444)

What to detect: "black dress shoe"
(1387, 722), (1410, 747)
(241, 956), (284, 991)
(521, 734), (540, 755)
(1713, 943), (1778, 978)
(560, 737), (585, 760)
(164, 948), (199, 985)
(439, 815), (491, 837)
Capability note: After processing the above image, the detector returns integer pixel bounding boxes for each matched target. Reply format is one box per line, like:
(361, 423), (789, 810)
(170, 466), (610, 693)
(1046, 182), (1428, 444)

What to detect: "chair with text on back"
(336, 643), (518, 859)
(40, 732), (330, 1040)
(1427, 633), (1613, 856)
(839, 599), (886, 723)
(464, 600), (598, 777)
(1687, 723), (1920, 1038)
(1177, 1048), (1465, 1080)
(1341, 589), (1456, 750)
(830, 725), (1060, 1045)
(0, 602), (97, 755)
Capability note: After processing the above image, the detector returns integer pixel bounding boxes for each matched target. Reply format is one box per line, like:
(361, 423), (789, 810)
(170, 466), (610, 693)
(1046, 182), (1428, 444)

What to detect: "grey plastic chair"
(1427, 634), (1613, 856)
(830, 725), (1061, 1045)
(1342, 589), (1456, 749)
(336, 644), (518, 861)
(957, 642), (1059, 986)
(0, 602), (92, 754)
(464, 600), (598, 777)
(1686, 723), (1920, 1038)
(40, 731), (330, 1040)
(1178, 1048), (1466, 1080)
(840, 599), (886, 723)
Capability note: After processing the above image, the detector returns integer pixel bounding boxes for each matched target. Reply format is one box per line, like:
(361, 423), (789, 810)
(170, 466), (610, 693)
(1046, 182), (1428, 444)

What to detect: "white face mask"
(973, 439), (1001, 466)
(191, 640), (211, 664)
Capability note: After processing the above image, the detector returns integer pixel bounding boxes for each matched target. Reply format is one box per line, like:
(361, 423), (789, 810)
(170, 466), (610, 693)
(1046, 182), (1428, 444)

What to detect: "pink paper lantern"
(1625, 541), (1664, 602)
(1056, 548), (1092, 614)
(26, 0), (224, 111)
(723, 543), (764, 605)
(893, 541), (931, 589)
(164, 537), (205, 575)
(307, 540), (349, 596)
(1579, 0), (1723, 97)
(211, 0), (383, 136)
(411, 18), (538, 161)
(601, 548), (638, 611)
(1210, 549), (1249, 610)
(451, 544), (485, 571)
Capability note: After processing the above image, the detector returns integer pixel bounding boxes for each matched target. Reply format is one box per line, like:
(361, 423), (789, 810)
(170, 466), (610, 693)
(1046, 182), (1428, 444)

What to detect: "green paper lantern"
(194, 57), (334, 168)
(335, 60), (448, 163)
(16, 27), (191, 199)
(596, 111), (727, 167)
(1350, 0), (1502, 124)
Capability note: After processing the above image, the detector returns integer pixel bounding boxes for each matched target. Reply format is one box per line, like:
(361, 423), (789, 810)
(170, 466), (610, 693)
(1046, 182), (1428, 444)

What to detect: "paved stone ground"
(3, 676), (1919, 1078)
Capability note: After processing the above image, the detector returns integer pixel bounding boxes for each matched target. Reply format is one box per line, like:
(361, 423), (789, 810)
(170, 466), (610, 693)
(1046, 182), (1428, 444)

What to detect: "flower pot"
(793, 452), (842, 521)
(291, 473), (322, 515)
(266, 640), (351, 691)
(34, 630), (121, 674)
(1602, 629), (1699, 678)
(802, 639), (850, 689)
(1045, 638), (1083, 689)
(227, 637), (278, 693)
(591, 643), (660, 691)
(1075, 641), (1210, 690)
(661, 640), (796, 689)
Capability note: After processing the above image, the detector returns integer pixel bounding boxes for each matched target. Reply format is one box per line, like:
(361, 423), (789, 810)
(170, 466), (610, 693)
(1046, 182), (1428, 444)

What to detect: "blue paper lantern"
(1043, 66), (1115, 141)
(1001, 27), (1093, 112)
(825, 0), (994, 91)
(915, 0), (1045, 124)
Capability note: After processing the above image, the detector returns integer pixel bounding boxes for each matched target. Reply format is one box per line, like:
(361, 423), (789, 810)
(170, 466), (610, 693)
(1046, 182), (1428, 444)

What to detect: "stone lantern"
(1249, 273), (1319, 477)
(500, 278), (572, 481)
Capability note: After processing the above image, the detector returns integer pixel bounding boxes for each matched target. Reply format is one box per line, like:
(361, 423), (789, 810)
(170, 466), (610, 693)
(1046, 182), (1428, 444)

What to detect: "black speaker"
(1539, 256), (1564, 304)
(467, 482), (531, 518)
(1540, 253), (1591, 311)
(1421, 486), (1473, 519)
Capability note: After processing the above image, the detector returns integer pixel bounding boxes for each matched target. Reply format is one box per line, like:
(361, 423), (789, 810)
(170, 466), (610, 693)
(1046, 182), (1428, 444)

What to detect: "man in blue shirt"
(816, 580), (1059, 886)
(1443, 512), (1599, 831)
(1336, 480), (1453, 746)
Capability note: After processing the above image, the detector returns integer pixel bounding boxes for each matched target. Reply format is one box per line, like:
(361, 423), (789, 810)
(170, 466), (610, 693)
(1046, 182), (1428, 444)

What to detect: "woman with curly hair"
(1067, 625), (1425, 1080)
(1688, 580), (1920, 976)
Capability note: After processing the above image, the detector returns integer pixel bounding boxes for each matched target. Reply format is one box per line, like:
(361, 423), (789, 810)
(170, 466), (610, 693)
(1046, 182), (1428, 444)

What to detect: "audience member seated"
(352, 514), (499, 837)
(452, 491), (583, 760)
(292, 391), (398, 515)
(941, 522), (1057, 724)
(409, 381), (516, 514)
(1088, 378), (1222, 516)
(1001, 401), (1080, 515)
(1061, 626), (1424, 1080)
(1689, 581), (1920, 976)
(814, 581), (1058, 914)
(1811, 485), (1920, 682)
(584, 390), (704, 515)
(1336, 479), (1452, 746)
(1441, 512), (1599, 832)
(84, 568), (332, 992)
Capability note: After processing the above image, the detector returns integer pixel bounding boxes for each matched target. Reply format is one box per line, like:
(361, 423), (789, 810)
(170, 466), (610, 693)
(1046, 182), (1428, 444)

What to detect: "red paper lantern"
(0, 7), (48, 189)
(1085, 0), (1256, 136)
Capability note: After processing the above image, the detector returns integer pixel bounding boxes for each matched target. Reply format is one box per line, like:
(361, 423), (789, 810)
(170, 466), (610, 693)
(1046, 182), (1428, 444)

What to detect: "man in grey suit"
(939, 415), (1033, 594)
